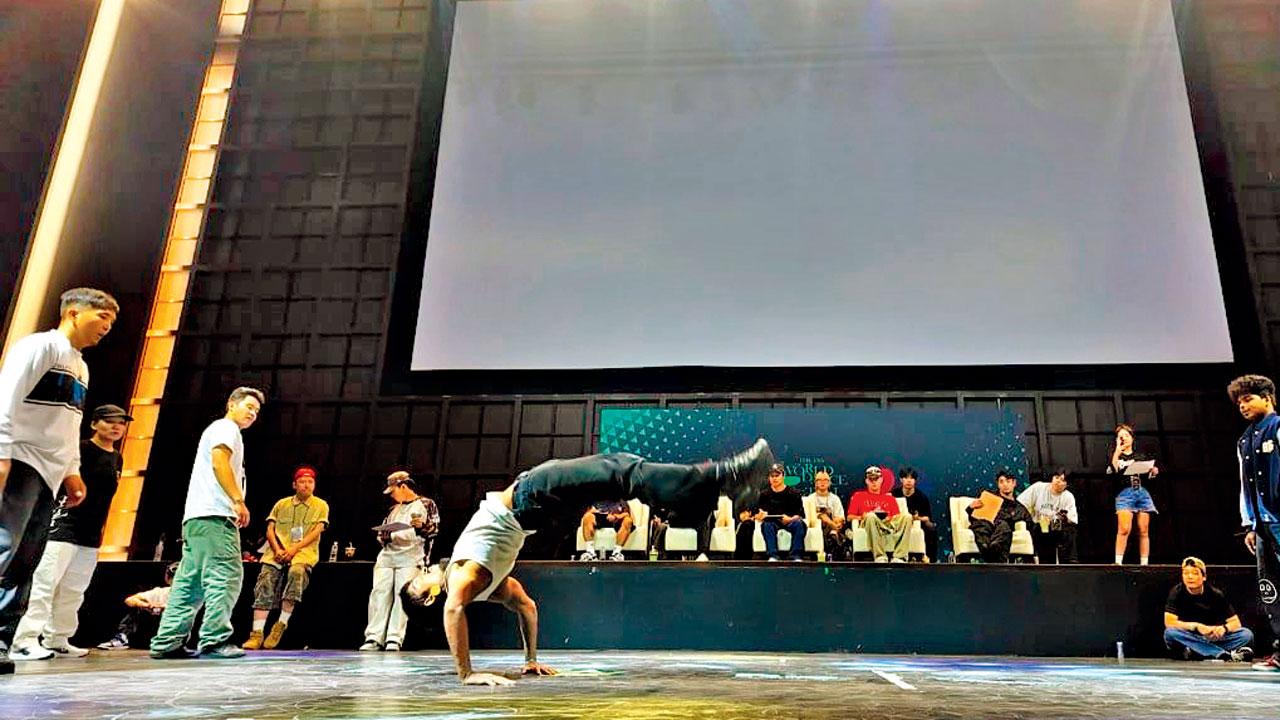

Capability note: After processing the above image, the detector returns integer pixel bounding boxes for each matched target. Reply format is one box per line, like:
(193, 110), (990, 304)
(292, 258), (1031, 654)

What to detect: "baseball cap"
(768, 463), (785, 475)
(293, 465), (317, 481)
(92, 404), (133, 422)
(864, 465), (882, 477)
(384, 471), (418, 494)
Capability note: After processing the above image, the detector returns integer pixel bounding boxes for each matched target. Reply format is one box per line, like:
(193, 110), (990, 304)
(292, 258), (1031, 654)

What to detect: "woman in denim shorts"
(1108, 423), (1160, 565)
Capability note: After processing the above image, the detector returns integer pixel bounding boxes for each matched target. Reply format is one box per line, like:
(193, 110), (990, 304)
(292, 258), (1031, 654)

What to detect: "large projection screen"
(412, 0), (1232, 370)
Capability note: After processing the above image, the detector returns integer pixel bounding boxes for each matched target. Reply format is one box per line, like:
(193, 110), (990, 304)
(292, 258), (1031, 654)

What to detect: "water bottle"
(648, 545), (658, 562)
(328, 541), (339, 563)
(1116, 640), (1125, 662)
(153, 533), (165, 562)
(817, 548), (827, 563)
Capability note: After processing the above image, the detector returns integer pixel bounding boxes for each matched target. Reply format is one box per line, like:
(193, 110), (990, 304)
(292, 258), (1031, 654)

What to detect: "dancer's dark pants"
(1256, 522), (1280, 650)
(512, 453), (719, 533)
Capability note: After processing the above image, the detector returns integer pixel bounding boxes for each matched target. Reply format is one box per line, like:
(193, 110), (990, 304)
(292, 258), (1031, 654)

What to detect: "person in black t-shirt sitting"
(735, 463), (806, 561)
(892, 467), (935, 562)
(9, 404), (129, 661)
(1164, 556), (1254, 662)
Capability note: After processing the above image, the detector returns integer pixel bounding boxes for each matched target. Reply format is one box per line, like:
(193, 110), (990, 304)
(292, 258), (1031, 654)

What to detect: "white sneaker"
(9, 645), (54, 661)
(767, 557), (779, 562)
(97, 635), (130, 650)
(891, 557), (907, 564)
(578, 549), (598, 562)
(609, 548), (625, 562)
(359, 640), (380, 651)
(43, 641), (88, 658)
(695, 553), (709, 562)
(384, 641), (401, 652)
(874, 556), (889, 563)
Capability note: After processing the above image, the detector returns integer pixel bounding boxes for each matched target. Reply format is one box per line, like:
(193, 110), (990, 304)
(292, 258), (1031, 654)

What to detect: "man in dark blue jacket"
(1229, 374), (1280, 671)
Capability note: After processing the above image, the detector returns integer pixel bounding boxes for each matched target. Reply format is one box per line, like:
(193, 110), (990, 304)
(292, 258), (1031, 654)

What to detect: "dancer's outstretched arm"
(443, 562), (511, 686)
(493, 576), (556, 677)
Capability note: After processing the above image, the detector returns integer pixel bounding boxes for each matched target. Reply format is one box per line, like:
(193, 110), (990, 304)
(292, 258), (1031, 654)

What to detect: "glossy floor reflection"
(1, 650), (1277, 719)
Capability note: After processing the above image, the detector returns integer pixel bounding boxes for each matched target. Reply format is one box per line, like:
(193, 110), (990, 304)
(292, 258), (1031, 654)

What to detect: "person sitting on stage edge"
(807, 470), (849, 561)
(1017, 468), (1078, 564)
(243, 465), (329, 651)
(848, 466), (912, 563)
(736, 463), (806, 561)
(966, 468), (1033, 563)
(1163, 556), (1253, 662)
(578, 499), (633, 562)
(98, 563), (179, 651)
(892, 467), (935, 562)
(399, 439), (776, 685)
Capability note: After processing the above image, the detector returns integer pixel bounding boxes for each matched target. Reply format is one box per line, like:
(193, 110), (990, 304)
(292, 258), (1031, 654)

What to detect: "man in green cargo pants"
(150, 387), (264, 660)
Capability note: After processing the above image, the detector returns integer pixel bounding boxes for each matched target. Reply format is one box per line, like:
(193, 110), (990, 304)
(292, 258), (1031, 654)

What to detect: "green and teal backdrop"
(600, 407), (1028, 557)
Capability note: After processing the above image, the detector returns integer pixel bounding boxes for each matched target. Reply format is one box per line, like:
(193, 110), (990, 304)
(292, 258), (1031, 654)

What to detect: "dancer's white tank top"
(449, 492), (534, 601)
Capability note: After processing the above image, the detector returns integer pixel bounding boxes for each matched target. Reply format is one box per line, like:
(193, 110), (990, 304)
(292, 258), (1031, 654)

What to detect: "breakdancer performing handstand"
(400, 439), (775, 685)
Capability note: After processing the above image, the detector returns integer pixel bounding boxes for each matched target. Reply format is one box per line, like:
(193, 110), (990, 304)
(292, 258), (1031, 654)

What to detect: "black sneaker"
(199, 642), (245, 659)
(713, 438), (774, 513)
(1231, 647), (1254, 663)
(149, 646), (195, 660)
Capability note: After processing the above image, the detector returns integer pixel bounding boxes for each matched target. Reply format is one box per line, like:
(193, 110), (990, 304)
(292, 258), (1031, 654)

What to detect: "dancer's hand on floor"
(522, 661), (558, 677)
(462, 672), (514, 687)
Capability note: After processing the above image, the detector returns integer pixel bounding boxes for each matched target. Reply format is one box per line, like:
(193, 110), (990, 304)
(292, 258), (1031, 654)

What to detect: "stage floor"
(1, 649), (1276, 719)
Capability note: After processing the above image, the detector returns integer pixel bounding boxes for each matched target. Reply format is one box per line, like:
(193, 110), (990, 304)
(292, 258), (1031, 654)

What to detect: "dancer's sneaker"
(42, 641), (88, 658)
(712, 438), (774, 513)
(359, 640), (380, 651)
(384, 641), (401, 652)
(9, 644), (54, 661)
(98, 634), (130, 650)
(199, 642), (245, 659)
(1231, 647), (1254, 663)
(149, 646), (195, 659)
(578, 549), (598, 562)
(609, 548), (625, 562)
(1252, 652), (1280, 671)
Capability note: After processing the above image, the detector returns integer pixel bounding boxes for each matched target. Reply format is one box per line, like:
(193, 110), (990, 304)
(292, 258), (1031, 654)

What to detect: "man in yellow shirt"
(243, 466), (329, 650)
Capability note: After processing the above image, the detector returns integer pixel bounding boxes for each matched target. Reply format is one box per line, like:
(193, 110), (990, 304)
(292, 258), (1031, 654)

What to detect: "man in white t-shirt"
(806, 470), (848, 560)
(1017, 468), (1079, 564)
(400, 439), (775, 686)
(0, 287), (117, 673)
(149, 387), (263, 660)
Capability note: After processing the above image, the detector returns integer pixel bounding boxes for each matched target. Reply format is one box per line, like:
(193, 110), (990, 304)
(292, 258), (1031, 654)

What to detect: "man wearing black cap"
(735, 463), (807, 561)
(9, 404), (129, 661)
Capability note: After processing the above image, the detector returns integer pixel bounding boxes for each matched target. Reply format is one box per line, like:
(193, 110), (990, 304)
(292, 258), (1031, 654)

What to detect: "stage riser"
(70, 562), (1268, 658)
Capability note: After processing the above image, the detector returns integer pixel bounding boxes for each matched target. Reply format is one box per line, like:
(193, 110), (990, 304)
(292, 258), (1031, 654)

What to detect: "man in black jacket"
(736, 463), (806, 561)
(966, 469), (1033, 563)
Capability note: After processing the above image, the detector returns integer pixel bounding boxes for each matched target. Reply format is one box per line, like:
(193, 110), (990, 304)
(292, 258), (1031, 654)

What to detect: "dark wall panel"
(140, 0), (1280, 570)
(0, 0), (96, 329)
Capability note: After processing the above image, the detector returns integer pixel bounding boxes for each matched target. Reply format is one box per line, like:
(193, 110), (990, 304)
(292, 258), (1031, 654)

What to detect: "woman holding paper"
(1108, 424), (1160, 565)
(361, 470), (440, 651)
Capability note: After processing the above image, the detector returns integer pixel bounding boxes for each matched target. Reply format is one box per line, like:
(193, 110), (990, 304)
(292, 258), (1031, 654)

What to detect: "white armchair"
(575, 499), (650, 555)
(949, 496), (1034, 562)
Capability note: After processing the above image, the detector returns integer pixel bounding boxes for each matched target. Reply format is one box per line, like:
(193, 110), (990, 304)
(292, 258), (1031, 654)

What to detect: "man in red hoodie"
(846, 466), (912, 562)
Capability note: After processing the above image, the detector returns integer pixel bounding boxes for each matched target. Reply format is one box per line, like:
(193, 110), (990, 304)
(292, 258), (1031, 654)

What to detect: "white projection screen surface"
(412, 0), (1232, 371)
